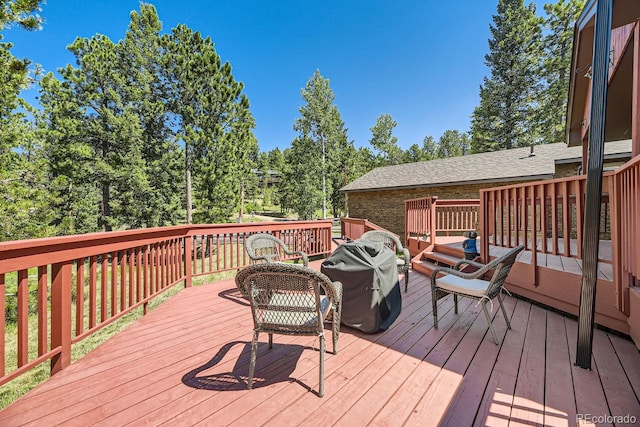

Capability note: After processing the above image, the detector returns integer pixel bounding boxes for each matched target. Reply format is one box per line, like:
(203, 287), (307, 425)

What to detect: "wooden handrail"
(611, 155), (640, 313)
(405, 196), (437, 246)
(405, 197), (480, 244)
(0, 220), (332, 387)
(479, 173), (614, 266)
(340, 217), (388, 241)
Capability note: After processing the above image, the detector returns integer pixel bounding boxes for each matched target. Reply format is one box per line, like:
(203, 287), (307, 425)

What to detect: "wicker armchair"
(431, 245), (525, 344)
(235, 263), (342, 397)
(244, 233), (309, 266)
(360, 230), (411, 292)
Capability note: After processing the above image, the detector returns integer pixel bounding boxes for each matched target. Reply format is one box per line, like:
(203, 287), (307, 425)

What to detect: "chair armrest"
(283, 249), (309, 266)
(327, 280), (342, 303)
(454, 259), (486, 271)
(401, 248), (410, 265)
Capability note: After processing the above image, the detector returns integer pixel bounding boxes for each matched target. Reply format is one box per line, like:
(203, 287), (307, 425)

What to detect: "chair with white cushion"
(430, 245), (524, 344)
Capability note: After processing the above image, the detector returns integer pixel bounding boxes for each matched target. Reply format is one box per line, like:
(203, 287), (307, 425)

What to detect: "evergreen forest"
(0, 0), (584, 241)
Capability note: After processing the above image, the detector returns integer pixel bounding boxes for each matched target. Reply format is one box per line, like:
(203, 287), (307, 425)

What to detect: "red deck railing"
(0, 221), (332, 387)
(433, 199), (481, 236)
(479, 157), (639, 312)
(405, 196), (437, 246)
(479, 174), (613, 267)
(611, 156), (640, 311)
(403, 197), (480, 254)
(340, 217), (388, 240)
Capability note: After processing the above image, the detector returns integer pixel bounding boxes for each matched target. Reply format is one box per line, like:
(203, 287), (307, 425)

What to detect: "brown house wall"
(554, 159), (628, 178)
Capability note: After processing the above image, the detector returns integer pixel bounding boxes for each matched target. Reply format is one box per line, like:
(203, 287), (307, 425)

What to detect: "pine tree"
(43, 33), (147, 232)
(369, 113), (404, 166)
(291, 70), (348, 219)
(436, 130), (470, 158)
(0, 0), (58, 240)
(163, 24), (257, 224)
(119, 4), (185, 227)
(538, 0), (584, 144)
(38, 73), (101, 235)
(471, 0), (543, 153)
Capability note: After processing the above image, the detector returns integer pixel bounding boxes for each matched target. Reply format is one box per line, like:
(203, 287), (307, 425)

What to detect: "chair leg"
(482, 301), (499, 345)
(332, 304), (341, 354)
(404, 269), (409, 292)
(319, 334), (325, 397)
(498, 293), (511, 329)
(432, 289), (439, 328)
(454, 294), (458, 314)
(268, 333), (273, 349)
(248, 330), (259, 389)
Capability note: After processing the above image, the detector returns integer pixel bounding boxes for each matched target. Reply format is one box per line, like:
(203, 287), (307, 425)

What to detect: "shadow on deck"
(0, 263), (638, 426)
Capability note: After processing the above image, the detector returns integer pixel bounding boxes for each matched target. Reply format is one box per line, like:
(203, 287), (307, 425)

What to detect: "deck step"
(434, 243), (466, 258)
(422, 250), (463, 267)
(412, 258), (439, 277)
(411, 242), (469, 277)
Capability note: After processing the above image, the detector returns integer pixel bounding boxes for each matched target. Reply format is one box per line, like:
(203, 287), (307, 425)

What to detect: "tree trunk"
(100, 183), (112, 232)
(101, 136), (112, 232)
(185, 144), (193, 224)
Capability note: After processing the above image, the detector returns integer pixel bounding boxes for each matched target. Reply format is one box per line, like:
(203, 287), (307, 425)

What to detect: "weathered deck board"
(510, 304), (547, 426)
(473, 299), (531, 426)
(544, 311), (578, 427)
(1, 266), (639, 426)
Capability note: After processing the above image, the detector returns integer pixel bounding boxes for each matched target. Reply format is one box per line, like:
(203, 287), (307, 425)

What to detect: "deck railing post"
(480, 191), (489, 264)
(50, 261), (72, 375)
(430, 197), (438, 245)
(184, 236), (192, 288)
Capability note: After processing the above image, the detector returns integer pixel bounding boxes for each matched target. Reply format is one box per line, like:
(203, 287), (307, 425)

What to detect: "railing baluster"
(136, 248), (142, 303)
(76, 259), (85, 336)
(128, 250), (135, 307)
(120, 250), (126, 312)
(101, 255), (107, 323)
(562, 181), (571, 257)
(224, 234), (228, 270)
(38, 266), (48, 356)
(17, 269), (28, 367)
(551, 183), (558, 254)
(0, 273), (4, 376)
(89, 256), (97, 329)
(530, 185), (538, 286)
(207, 235), (213, 273)
(111, 252), (118, 316)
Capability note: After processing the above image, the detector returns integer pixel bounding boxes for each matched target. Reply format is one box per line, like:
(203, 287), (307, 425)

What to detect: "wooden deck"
(1, 262), (639, 426)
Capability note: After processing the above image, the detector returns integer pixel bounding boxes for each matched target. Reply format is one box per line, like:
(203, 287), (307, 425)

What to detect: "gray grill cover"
(321, 240), (401, 333)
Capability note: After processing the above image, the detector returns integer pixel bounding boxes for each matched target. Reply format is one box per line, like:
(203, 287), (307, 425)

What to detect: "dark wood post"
(576, 0), (613, 370)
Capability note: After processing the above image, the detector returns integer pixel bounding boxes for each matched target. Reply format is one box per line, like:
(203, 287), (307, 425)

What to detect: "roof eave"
(340, 174), (555, 194)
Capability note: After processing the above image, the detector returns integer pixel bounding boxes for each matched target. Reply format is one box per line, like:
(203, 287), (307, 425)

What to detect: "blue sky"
(5, 0), (548, 153)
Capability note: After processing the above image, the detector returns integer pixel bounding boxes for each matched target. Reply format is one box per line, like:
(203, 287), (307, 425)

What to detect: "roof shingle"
(340, 140), (631, 192)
